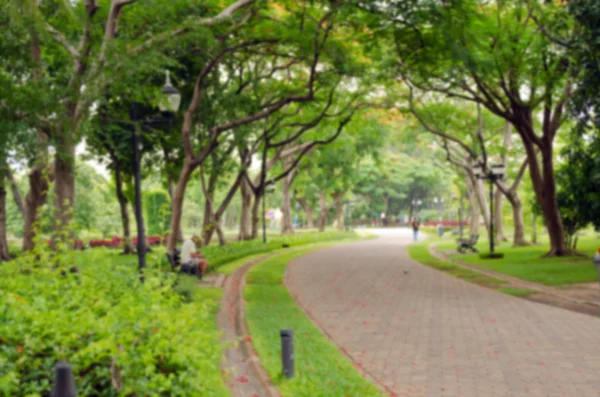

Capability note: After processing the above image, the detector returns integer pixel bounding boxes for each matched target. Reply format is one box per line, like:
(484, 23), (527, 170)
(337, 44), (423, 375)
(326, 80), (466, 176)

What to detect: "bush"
(0, 249), (227, 396)
(202, 231), (354, 270)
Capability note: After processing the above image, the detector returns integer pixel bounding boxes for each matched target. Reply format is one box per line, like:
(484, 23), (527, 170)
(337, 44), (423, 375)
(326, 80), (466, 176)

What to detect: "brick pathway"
(285, 230), (600, 397)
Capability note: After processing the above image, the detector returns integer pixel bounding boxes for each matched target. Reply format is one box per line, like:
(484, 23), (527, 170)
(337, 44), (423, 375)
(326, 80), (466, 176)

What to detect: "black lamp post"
(473, 163), (505, 254)
(262, 181), (276, 244)
(129, 71), (181, 276)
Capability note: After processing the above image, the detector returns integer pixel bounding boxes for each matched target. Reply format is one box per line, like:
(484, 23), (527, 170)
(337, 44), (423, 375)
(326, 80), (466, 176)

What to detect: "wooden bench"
(457, 234), (479, 253)
(167, 249), (211, 280)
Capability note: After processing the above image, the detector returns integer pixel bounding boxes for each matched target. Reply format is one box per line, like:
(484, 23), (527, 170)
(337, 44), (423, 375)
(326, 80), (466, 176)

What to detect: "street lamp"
(473, 163), (506, 256)
(130, 71), (181, 276)
(263, 181), (276, 244)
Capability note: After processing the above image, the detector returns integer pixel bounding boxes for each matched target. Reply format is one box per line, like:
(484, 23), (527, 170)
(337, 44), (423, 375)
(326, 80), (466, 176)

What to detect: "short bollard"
(50, 362), (77, 397)
(280, 329), (294, 378)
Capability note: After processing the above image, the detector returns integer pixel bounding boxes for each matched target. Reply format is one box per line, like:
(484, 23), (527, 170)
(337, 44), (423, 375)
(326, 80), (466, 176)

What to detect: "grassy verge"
(244, 243), (384, 397)
(408, 241), (508, 288)
(435, 235), (599, 286)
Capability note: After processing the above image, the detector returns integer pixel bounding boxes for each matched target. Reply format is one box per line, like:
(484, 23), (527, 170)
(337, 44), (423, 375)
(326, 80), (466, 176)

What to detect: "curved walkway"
(285, 229), (600, 397)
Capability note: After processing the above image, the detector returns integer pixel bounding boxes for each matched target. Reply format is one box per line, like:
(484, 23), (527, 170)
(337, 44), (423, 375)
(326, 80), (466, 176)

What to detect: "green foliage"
(144, 189), (171, 236)
(556, 131), (600, 248)
(0, 247), (227, 396)
(204, 231), (356, 272)
(245, 246), (384, 397)
(568, 0), (600, 133)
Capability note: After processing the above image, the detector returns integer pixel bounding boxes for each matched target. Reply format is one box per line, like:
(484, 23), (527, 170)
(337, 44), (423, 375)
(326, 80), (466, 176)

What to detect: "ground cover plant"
(0, 246), (227, 396)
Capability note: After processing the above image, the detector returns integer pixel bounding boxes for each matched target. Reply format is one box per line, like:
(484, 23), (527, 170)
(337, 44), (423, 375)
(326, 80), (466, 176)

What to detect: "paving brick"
(285, 231), (600, 397)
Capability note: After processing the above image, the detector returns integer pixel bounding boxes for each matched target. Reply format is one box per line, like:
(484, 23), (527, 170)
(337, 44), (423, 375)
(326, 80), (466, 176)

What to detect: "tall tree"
(390, 0), (575, 255)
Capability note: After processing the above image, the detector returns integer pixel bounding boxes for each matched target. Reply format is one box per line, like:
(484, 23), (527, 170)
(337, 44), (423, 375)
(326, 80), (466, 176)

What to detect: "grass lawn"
(245, 246), (384, 397)
(434, 235), (599, 286)
(408, 241), (508, 288)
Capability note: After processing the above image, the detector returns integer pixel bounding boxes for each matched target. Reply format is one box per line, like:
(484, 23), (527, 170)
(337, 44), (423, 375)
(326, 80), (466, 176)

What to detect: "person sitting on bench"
(180, 234), (208, 277)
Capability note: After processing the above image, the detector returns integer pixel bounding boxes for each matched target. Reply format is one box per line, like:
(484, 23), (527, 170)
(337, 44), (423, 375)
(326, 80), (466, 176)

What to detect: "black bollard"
(280, 329), (294, 378)
(50, 362), (77, 397)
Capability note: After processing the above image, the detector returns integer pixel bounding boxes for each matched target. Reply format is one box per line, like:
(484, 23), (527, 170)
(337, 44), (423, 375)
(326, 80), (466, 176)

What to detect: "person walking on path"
(411, 218), (420, 241)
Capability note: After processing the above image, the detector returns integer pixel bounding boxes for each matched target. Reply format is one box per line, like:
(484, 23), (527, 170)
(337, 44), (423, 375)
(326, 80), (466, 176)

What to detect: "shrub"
(0, 249), (227, 396)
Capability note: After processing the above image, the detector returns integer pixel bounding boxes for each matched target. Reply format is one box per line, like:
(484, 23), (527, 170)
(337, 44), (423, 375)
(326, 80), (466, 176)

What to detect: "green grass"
(408, 241), (507, 287)
(436, 235), (599, 286)
(498, 287), (537, 297)
(245, 246), (384, 397)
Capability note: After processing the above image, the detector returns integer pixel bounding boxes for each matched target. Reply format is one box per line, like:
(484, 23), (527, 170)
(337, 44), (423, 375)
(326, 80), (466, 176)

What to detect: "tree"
(407, 95), (530, 246)
(389, 0), (575, 255)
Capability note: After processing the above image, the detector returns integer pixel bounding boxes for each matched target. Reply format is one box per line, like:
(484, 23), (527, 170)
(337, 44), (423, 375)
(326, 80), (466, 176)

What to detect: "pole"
(262, 136), (268, 244)
(262, 191), (267, 244)
(489, 176), (494, 254)
(132, 121), (146, 278)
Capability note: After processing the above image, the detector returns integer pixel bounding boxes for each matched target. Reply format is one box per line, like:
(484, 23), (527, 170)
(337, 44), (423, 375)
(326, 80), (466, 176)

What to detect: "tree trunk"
(318, 191), (327, 232)
(202, 185), (215, 245)
(334, 196), (344, 231)
(6, 168), (24, 216)
(53, 137), (76, 243)
(298, 197), (315, 229)
(473, 176), (491, 241)
(215, 222), (226, 246)
(532, 212), (538, 244)
(494, 186), (507, 242)
(167, 161), (195, 253)
(251, 192), (261, 239)
(505, 192), (529, 247)
(113, 157), (134, 254)
(280, 170), (295, 235)
(167, 175), (184, 242)
(23, 133), (51, 252)
(238, 179), (253, 241)
(0, 172), (11, 261)
(465, 174), (480, 236)
(515, 119), (568, 255)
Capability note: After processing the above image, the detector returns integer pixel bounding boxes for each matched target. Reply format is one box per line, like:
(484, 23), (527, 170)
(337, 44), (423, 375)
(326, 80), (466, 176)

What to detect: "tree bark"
(494, 186), (507, 242)
(318, 191), (328, 232)
(251, 191), (261, 239)
(532, 212), (538, 244)
(6, 168), (24, 216)
(53, 136), (76, 243)
(23, 133), (51, 252)
(513, 112), (568, 255)
(167, 175), (184, 242)
(280, 169), (296, 235)
(334, 196), (344, 231)
(167, 161), (195, 253)
(298, 197), (315, 229)
(113, 156), (134, 254)
(238, 178), (253, 241)
(465, 174), (480, 236)
(0, 171), (11, 261)
(506, 192), (529, 247)
(473, 175), (491, 240)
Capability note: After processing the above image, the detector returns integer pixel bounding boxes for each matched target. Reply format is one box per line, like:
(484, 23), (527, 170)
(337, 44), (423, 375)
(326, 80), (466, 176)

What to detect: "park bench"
(166, 249), (213, 280)
(456, 234), (479, 253)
